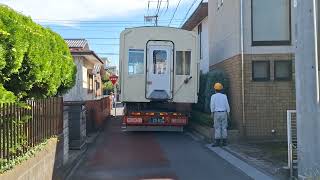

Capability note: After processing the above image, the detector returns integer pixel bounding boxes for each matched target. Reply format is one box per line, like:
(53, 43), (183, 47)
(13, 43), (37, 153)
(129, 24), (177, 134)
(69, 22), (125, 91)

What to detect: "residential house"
(181, 1), (209, 73)
(207, 0), (295, 139)
(105, 66), (118, 76)
(64, 39), (105, 101)
(101, 57), (111, 68)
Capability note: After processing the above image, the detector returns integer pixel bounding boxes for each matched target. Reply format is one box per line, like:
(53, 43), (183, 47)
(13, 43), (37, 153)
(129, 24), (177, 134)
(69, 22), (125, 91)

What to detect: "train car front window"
(153, 50), (167, 75)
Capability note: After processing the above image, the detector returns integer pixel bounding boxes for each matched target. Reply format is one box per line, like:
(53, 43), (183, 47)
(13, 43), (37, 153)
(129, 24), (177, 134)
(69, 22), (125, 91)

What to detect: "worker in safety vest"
(210, 83), (230, 147)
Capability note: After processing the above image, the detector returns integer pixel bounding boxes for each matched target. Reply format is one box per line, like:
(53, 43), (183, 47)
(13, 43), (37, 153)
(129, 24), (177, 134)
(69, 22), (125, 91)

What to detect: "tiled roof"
(65, 39), (89, 49)
(69, 50), (104, 64)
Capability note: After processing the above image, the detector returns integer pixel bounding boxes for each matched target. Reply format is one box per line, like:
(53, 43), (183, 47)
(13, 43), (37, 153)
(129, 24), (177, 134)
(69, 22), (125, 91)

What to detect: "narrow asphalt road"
(69, 118), (252, 180)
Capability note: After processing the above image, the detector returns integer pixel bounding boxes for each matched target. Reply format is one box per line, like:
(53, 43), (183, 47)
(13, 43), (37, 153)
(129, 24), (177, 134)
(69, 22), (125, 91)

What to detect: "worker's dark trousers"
(213, 112), (228, 139)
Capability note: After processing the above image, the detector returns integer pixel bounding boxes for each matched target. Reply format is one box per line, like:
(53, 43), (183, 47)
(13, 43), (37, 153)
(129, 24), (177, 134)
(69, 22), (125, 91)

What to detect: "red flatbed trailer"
(123, 111), (188, 131)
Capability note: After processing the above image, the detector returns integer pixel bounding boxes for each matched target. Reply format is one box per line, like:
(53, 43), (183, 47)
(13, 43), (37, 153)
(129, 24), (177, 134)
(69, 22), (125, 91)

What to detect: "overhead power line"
(48, 29), (122, 32)
(168, 0), (183, 26)
(156, 0), (162, 16)
(44, 24), (181, 28)
(159, 0), (169, 17)
(179, 0), (200, 27)
(36, 19), (184, 23)
(65, 37), (119, 40)
(96, 53), (119, 55)
(40, 21), (183, 25)
(91, 44), (120, 46)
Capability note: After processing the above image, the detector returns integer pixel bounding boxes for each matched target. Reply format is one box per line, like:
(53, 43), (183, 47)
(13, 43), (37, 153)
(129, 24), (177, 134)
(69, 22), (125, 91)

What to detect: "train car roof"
(121, 26), (193, 33)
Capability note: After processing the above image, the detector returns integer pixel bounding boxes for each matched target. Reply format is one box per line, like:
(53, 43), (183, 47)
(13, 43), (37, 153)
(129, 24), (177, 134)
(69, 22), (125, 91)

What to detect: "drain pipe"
(313, 0), (320, 102)
(240, 0), (246, 135)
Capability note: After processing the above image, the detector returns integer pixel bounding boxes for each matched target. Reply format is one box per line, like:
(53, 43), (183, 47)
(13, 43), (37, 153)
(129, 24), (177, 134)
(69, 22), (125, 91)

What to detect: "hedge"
(195, 69), (229, 113)
(0, 5), (76, 102)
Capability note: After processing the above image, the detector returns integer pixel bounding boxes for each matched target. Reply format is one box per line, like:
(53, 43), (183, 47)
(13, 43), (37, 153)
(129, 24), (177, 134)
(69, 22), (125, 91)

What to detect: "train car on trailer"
(119, 26), (199, 131)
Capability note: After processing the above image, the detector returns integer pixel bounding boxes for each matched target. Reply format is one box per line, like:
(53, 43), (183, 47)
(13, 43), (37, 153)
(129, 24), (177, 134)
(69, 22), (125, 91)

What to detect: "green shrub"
(0, 5), (76, 102)
(196, 69), (229, 113)
(191, 110), (213, 127)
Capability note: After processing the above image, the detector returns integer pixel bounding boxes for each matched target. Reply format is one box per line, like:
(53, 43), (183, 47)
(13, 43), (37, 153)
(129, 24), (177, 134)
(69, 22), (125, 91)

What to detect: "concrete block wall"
(0, 139), (60, 180)
(210, 53), (296, 140)
(63, 106), (69, 165)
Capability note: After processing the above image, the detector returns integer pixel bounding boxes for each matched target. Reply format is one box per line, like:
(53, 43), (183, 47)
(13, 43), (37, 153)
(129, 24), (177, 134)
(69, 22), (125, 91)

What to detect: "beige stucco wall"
(64, 56), (103, 102)
(208, 0), (241, 65)
(208, 0), (295, 66)
(192, 17), (210, 73)
(243, 0), (295, 54)
(64, 56), (84, 101)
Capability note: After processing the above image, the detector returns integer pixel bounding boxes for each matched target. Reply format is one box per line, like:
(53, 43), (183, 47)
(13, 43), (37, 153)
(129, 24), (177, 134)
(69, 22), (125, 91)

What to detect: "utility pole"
(144, 0), (168, 26)
(144, 15), (158, 26)
(295, 0), (320, 178)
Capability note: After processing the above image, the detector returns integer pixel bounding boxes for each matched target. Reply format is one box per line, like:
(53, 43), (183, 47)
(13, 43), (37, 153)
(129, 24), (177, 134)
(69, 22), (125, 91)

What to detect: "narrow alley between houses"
(68, 115), (251, 180)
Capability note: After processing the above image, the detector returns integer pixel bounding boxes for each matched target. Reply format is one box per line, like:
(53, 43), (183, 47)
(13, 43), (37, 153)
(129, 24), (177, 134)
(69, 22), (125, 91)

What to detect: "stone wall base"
(0, 138), (63, 180)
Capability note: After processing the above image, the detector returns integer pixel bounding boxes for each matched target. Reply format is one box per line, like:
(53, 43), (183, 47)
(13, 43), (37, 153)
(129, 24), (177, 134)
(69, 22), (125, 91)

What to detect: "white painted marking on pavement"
(185, 132), (200, 141)
(206, 144), (273, 180)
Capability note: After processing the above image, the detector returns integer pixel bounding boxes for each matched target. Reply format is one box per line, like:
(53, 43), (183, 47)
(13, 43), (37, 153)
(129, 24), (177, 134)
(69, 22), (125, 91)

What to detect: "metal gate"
(287, 110), (298, 178)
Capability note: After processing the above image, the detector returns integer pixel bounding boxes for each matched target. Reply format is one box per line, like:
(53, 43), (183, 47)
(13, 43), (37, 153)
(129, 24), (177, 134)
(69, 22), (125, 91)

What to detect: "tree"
(0, 5), (76, 103)
(102, 73), (114, 95)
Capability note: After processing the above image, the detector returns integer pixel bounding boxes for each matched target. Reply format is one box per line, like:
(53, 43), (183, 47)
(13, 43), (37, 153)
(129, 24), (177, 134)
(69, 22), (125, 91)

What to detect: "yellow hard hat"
(213, 83), (223, 91)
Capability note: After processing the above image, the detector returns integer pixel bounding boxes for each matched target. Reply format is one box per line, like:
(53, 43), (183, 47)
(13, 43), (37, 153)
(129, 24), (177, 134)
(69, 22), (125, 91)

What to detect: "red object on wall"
(109, 75), (118, 85)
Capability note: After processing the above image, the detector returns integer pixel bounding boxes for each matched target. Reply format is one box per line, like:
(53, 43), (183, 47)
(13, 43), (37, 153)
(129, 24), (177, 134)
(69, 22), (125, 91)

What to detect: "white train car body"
(119, 27), (199, 104)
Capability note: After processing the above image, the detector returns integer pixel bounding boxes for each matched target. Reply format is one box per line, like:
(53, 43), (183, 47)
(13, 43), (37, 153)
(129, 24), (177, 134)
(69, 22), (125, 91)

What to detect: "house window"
(198, 23), (202, 59)
(176, 51), (191, 75)
(96, 80), (100, 90)
(128, 49), (144, 75)
(252, 61), (270, 81)
(153, 50), (167, 74)
(274, 60), (292, 80)
(88, 74), (94, 93)
(251, 0), (291, 46)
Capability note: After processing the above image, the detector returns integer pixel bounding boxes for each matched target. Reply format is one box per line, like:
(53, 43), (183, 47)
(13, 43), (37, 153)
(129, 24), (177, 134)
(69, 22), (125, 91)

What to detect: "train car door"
(146, 41), (174, 100)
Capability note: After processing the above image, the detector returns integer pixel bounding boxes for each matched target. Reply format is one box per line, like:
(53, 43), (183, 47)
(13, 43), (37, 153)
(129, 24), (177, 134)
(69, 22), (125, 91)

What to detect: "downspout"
(240, 0), (246, 134)
(313, 0), (320, 102)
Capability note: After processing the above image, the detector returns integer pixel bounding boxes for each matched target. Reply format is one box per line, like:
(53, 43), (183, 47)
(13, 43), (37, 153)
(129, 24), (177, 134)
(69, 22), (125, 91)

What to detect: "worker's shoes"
(222, 139), (227, 146)
(211, 139), (221, 147)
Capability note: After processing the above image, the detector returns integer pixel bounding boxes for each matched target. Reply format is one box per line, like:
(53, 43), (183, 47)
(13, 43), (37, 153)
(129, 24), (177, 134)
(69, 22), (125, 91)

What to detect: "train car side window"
(176, 51), (191, 75)
(128, 49), (144, 75)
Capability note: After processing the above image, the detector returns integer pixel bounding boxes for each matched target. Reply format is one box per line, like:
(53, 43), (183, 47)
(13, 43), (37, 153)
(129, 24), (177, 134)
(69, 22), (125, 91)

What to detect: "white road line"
(206, 144), (274, 180)
(185, 132), (200, 141)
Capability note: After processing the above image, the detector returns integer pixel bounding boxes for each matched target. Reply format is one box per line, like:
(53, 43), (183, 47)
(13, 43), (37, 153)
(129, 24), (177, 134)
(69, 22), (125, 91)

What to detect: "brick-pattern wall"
(210, 53), (296, 140)
(244, 54), (296, 139)
(85, 96), (112, 133)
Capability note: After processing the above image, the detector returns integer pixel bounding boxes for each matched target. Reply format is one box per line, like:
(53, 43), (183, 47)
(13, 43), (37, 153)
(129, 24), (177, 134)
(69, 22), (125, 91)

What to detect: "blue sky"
(1, 0), (205, 68)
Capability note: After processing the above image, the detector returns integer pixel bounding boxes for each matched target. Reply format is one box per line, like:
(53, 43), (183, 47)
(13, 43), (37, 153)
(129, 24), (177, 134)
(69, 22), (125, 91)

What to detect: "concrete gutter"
(206, 145), (274, 180)
(188, 122), (284, 179)
(188, 122), (240, 143)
